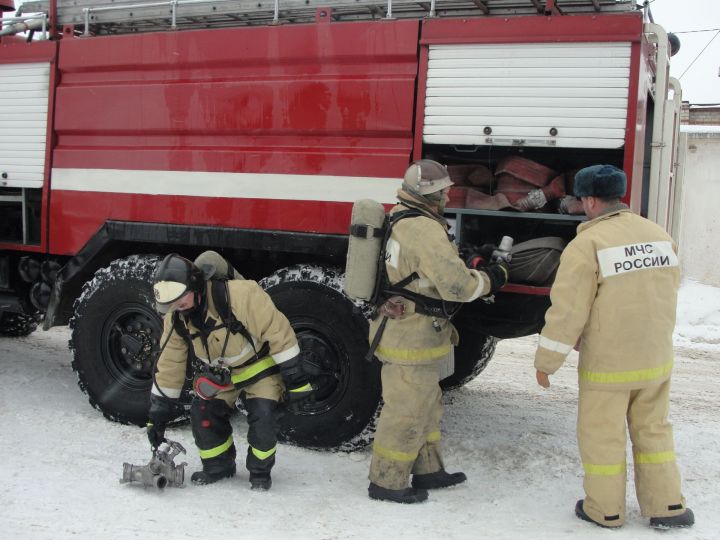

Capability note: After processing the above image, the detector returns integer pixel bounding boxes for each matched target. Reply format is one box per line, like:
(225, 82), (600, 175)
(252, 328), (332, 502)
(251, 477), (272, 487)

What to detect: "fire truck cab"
(0, 0), (683, 447)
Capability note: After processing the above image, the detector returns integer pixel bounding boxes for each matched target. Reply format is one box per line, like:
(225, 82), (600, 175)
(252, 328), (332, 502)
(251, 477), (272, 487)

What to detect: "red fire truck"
(0, 0), (683, 447)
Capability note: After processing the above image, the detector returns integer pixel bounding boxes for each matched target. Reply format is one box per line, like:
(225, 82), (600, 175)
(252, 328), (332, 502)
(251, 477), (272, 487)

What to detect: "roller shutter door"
(0, 62), (50, 189)
(423, 42), (631, 149)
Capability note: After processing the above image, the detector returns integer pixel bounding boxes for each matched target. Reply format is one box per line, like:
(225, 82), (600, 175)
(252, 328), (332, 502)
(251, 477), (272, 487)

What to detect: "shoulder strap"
(389, 208), (424, 225)
(375, 209), (461, 319)
(210, 279), (266, 361)
(370, 209), (424, 306)
(172, 311), (190, 340)
(210, 278), (232, 324)
(169, 311), (197, 382)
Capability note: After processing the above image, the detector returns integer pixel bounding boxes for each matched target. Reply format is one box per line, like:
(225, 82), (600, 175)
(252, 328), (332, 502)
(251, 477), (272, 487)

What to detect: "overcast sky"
(7, 0), (719, 104)
(649, 0), (720, 105)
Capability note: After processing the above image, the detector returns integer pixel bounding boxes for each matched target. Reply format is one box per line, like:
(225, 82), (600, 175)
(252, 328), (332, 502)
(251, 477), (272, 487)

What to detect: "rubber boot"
(368, 483), (428, 504)
(411, 470), (467, 490)
(250, 472), (272, 491)
(245, 397), (279, 489)
(574, 500), (621, 529)
(650, 509), (694, 529)
(191, 462), (236, 485)
(190, 397), (236, 486)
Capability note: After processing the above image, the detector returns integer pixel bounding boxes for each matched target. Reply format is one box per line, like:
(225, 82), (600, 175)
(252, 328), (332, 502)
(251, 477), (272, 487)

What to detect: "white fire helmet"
(153, 253), (204, 313)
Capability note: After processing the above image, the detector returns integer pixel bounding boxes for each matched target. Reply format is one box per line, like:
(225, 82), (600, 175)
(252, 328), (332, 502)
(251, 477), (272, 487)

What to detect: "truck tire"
(261, 266), (380, 449)
(69, 255), (170, 426)
(440, 317), (497, 391)
(0, 312), (38, 337)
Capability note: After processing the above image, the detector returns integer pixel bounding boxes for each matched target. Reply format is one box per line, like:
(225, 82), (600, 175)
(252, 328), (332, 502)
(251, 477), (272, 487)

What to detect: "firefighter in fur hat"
(534, 165), (694, 529)
(148, 252), (312, 490)
(367, 160), (509, 503)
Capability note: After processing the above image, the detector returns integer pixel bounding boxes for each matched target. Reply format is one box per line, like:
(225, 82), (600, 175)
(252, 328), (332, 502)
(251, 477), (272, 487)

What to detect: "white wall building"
(678, 125), (720, 287)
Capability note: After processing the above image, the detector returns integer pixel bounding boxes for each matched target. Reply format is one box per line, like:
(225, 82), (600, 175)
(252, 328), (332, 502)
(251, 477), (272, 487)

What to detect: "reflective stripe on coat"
(153, 279), (298, 398)
(370, 191), (490, 365)
(534, 207), (680, 390)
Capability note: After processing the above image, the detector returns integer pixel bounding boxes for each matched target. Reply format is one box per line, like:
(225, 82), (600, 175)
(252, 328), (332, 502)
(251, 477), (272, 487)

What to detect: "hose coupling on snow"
(120, 439), (187, 489)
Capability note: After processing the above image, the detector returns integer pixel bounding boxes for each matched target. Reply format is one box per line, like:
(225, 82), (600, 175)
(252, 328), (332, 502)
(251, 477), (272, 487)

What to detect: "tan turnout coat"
(535, 205), (680, 390)
(153, 279), (299, 400)
(370, 190), (491, 364)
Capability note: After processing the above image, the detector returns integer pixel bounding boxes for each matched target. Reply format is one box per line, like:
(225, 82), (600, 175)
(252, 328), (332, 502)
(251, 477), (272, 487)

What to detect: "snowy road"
(0, 286), (718, 539)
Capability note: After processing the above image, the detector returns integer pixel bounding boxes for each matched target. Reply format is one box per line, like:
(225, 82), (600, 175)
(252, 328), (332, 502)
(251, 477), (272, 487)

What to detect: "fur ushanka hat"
(573, 164), (627, 199)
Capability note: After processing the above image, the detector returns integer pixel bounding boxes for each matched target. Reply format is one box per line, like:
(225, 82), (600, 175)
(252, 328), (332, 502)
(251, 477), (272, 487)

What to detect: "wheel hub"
(293, 327), (347, 415)
(101, 305), (163, 385)
(120, 333), (143, 357)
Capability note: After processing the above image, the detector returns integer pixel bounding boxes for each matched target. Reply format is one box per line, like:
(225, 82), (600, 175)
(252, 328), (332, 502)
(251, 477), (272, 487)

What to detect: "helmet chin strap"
(402, 184), (422, 199)
(423, 190), (446, 213)
(404, 184), (443, 207)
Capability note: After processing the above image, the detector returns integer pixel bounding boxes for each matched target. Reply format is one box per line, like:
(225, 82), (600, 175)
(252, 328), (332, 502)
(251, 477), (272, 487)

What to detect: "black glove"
(147, 421), (167, 450)
(483, 261), (509, 294)
(280, 353), (314, 403)
(465, 243), (498, 269)
(146, 393), (179, 450)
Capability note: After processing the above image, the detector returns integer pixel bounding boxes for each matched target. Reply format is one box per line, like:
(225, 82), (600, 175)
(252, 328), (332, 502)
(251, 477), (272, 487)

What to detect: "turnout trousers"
(369, 361), (445, 490)
(191, 373), (284, 476)
(577, 379), (687, 526)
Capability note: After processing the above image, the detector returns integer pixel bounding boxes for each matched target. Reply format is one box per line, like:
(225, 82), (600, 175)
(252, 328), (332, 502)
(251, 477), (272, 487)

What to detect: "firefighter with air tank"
(147, 251), (313, 490)
(356, 159), (509, 503)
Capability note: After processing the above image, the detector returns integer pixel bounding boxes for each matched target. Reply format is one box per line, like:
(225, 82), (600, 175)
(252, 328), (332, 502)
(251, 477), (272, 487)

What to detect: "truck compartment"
(0, 187), (42, 245)
(432, 144), (624, 248)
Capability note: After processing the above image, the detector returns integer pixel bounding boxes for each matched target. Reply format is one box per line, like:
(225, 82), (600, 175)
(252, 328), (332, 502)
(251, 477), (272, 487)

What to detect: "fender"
(43, 221), (348, 329)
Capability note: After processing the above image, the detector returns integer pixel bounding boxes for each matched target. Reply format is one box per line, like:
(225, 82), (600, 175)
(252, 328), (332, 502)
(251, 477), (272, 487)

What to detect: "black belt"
(383, 287), (461, 319)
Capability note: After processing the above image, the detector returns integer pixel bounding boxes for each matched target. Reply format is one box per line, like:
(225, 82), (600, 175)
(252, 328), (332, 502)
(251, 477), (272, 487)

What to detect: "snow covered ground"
(0, 280), (718, 539)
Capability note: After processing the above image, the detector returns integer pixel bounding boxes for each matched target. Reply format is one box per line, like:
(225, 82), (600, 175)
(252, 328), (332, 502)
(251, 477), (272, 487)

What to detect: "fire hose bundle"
(446, 156), (586, 214)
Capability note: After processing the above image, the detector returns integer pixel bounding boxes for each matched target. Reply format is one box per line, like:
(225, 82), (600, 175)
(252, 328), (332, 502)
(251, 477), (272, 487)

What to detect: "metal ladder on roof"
(18, 0), (636, 36)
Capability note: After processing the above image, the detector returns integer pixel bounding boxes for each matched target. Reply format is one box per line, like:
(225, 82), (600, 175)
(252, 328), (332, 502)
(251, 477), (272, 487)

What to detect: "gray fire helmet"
(402, 160), (453, 196)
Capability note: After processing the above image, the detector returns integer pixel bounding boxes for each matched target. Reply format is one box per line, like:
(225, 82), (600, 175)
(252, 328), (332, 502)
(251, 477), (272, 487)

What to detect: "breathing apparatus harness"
(152, 278), (273, 401)
(363, 200), (463, 361)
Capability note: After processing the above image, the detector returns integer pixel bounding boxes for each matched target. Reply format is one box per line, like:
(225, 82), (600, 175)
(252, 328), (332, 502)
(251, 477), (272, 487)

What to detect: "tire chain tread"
(68, 254), (161, 422)
(260, 264), (380, 452)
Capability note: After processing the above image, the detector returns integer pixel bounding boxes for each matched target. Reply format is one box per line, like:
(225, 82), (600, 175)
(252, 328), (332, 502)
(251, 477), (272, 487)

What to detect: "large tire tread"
(441, 334), (497, 390)
(441, 307), (498, 390)
(0, 312), (38, 338)
(261, 265), (381, 450)
(69, 255), (165, 426)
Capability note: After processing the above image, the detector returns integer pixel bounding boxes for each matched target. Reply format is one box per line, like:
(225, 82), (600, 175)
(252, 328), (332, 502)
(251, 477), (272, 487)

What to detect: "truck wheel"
(69, 255), (171, 426)
(261, 266), (380, 449)
(0, 312), (38, 337)
(440, 316), (497, 390)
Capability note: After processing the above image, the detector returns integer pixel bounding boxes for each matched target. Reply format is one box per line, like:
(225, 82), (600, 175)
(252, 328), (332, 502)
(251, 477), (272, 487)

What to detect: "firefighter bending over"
(368, 159), (508, 504)
(534, 165), (694, 529)
(147, 252), (312, 490)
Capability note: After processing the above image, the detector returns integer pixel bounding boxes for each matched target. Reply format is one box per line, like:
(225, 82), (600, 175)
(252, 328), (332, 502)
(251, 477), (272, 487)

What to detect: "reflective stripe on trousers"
(375, 344), (452, 363)
(251, 445), (277, 460)
(198, 435), (233, 459)
(369, 362), (444, 490)
(373, 429), (441, 462)
(578, 380), (685, 525)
